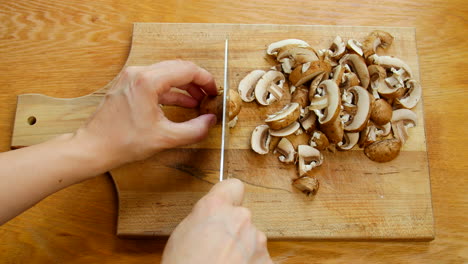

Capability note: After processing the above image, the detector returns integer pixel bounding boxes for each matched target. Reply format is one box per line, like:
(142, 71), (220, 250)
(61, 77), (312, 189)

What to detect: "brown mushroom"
(346, 39), (363, 56)
(342, 86), (373, 132)
(364, 138), (402, 162)
(299, 109), (317, 133)
(275, 137), (296, 163)
(309, 131), (330, 151)
(362, 30), (394, 58)
(269, 122), (301, 137)
(289, 60), (331, 87)
(370, 99), (392, 125)
(238, 70), (266, 102)
(291, 86), (310, 108)
(329, 36), (346, 60)
(298, 145), (323, 177)
(251, 125), (271, 155)
(265, 102), (301, 130)
(337, 132), (360, 151)
(391, 109), (418, 145)
(368, 55), (413, 78)
(395, 79), (421, 109)
(267, 39), (311, 56)
(339, 54), (370, 89)
(293, 176), (320, 196)
(255, 70), (286, 106)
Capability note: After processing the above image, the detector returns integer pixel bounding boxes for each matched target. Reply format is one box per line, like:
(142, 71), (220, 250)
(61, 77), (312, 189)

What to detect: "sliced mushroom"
(368, 64), (386, 98)
(269, 122), (301, 137)
(391, 109), (418, 145)
(340, 72), (361, 89)
(330, 36), (346, 60)
(375, 122), (392, 137)
(238, 70), (266, 102)
(309, 73), (326, 101)
(339, 54), (370, 89)
(300, 110), (317, 133)
(228, 116), (238, 128)
(319, 115), (344, 144)
(293, 176), (320, 196)
(331, 65), (345, 87)
(368, 54), (413, 78)
(342, 86), (372, 132)
(275, 138), (296, 163)
(255, 70), (285, 106)
(362, 30), (394, 58)
(337, 132), (359, 150)
(265, 102), (301, 130)
(289, 60), (330, 87)
(291, 86), (310, 108)
(251, 125), (271, 155)
(370, 98), (392, 125)
(309, 131), (329, 151)
(395, 79), (421, 109)
(298, 145), (323, 177)
(277, 45), (320, 69)
(314, 80), (343, 143)
(228, 89), (242, 121)
(364, 138), (402, 162)
(346, 39), (363, 56)
(267, 39), (311, 56)
(358, 122), (377, 148)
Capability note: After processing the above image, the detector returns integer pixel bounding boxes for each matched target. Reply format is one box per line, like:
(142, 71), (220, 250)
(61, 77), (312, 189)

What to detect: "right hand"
(161, 179), (273, 264)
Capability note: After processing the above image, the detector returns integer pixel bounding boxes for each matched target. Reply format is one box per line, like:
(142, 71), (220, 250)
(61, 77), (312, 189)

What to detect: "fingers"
(142, 60), (218, 96)
(161, 113), (217, 147)
(178, 83), (207, 101)
(159, 91), (199, 108)
(206, 178), (245, 206)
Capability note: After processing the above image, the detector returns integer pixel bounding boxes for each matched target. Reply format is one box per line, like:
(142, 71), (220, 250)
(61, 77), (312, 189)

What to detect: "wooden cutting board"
(11, 23), (434, 240)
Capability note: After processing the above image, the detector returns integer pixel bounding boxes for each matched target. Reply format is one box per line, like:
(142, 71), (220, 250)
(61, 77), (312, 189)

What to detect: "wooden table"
(0, 0), (466, 263)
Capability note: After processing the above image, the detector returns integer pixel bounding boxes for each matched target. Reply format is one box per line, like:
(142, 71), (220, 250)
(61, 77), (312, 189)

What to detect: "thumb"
(162, 114), (217, 147)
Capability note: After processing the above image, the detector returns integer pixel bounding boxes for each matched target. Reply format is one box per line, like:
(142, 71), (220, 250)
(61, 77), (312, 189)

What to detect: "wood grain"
(0, 0), (467, 263)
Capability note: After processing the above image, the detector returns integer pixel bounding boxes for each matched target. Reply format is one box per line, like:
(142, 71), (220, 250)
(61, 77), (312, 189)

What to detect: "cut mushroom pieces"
(267, 39), (311, 56)
(347, 39), (363, 56)
(298, 145), (323, 177)
(339, 54), (370, 89)
(342, 86), (372, 132)
(228, 89), (242, 121)
(251, 125), (271, 155)
(391, 109), (418, 145)
(395, 79), (421, 109)
(293, 176), (320, 196)
(330, 36), (346, 60)
(300, 110), (317, 133)
(277, 45), (320, 68)
(291, 86), (310, 108)
(368, 54), (413, 78)
(255, 70), (286, 106)
(238, 70), (266, 102)
(362, 30), (394, 58)
(370, 98), (392, 125)
(269, 122), (301, 137)
(315, 80), (341, 124)
(337, 132), (359, 150)
(275, 137), (296, 163)
(289, 60), (330, 87)
(265, 102), (301, 130)
(364, 138), (402, 162)
(309, 130), (329, 151)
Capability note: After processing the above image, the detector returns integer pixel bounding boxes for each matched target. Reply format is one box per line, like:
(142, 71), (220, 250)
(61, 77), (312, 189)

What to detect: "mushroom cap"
(255, 70), (285, 106)
(337, 132), (360, 150)
(269, 122), (301, 137)
(267, 39), (310, 56)
(362, 30), (394, 58)
(370, 99), (393, 125)
(291, 86), (310, 108)
(251, 125), (271, 155)
(293, 176), (320, 196)
(339, 54), (370, 89)
(238, 70), (266, 102)
(298, 145), (323, 177)
(369, 55), (413, 78)
(275, 137), (296, 163)
(289, 60), (331, 87)
(265, 102), (301, 130)
(395, 79), (421, 109)
(364, 138), (402, 162)
(228, 89), (242, 121)
(199, 94), (223, 122)
(319, 114), (344, 144)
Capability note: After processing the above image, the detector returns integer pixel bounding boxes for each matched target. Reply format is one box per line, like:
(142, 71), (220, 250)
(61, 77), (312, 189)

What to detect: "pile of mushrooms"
(240, 31), (421, 196)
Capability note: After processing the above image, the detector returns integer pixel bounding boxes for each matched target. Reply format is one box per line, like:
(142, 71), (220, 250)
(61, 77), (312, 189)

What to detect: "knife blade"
(219, 38), (229, 182)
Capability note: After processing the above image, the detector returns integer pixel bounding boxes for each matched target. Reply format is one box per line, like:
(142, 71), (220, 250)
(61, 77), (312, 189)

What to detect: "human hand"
(161, 179), (273, 264)
(77, 60), (218, 168)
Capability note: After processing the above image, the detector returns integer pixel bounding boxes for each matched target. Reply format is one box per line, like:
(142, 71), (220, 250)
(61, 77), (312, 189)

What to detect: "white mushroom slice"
(358, 123), (377, 148)
(228, 116), (238, 128)
(330, 36), (346, 60)
(309, 95), (329, 110)
(339, 54), (370, 89)
(347, 39), (363, 56)
(277, 45), (319, 67)
(255, 70), (285, 106)
(331, 65), (345, 86)
(396, 79), (421, 109)
(267, 39), (310, 56)
(362, 30), (394, 58)
(309, 73), (326, 101)
(289, 61), (330, 87)
(293, 176), (319, 196)
(265, 102), (301, 130)
(309, 131), (329, 151)
(343, 86), (372, 132)
(368, 65), (386, 98)
(275, 138), (296, 163)
(300, 110), (317, 133)
(238, 70), (266, 102)
(269, 122), (301, 137)
(368, 54), (413, 78)
(316, 80), (341, 124)
(391, 109), (418, 145)
(375, 122), (392, 137)
(337, 132), (360, 150)
(298, 145), (323, 177)
(251, 125), (271, 155)
(280, 58), (293, 74)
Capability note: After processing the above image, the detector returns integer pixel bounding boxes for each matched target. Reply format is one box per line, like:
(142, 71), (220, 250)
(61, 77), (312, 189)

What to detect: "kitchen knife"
(219, 38), (229, 181)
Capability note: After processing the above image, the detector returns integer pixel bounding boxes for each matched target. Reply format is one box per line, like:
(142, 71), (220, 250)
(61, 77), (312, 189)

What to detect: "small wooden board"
(11, 23), (434, 240)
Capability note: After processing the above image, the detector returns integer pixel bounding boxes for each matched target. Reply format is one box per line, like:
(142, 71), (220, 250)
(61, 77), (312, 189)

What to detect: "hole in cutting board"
(27, 116), (37, 125)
